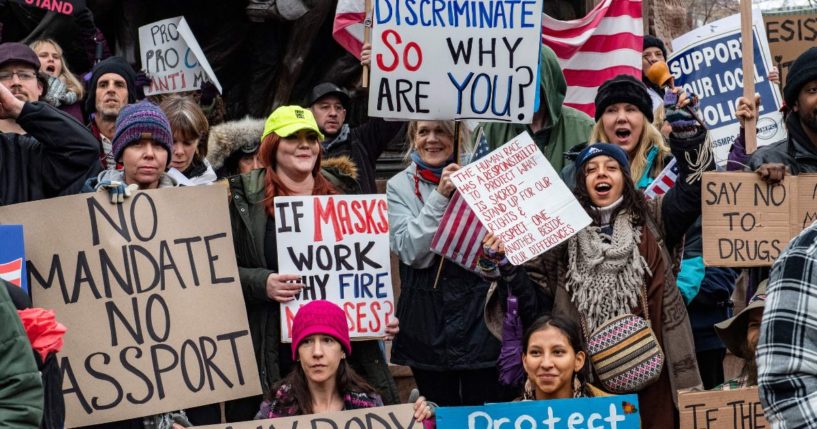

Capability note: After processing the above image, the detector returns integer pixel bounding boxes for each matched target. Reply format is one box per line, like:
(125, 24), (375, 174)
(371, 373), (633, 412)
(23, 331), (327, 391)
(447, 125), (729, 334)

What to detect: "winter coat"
(0, 279), (43, 428)
(321, 119), (405, 194)
(206, 117), (265, 178)
(255, 383), (382, 419)
(486, 127), (710, 428)
(387, 163), (501, 370)
(82, 168), (179, 192)
(169, 158), (218, 186)
(473, 45), (594, 173)
(747, 113), (817, 173)
(0, 102), (100, 206)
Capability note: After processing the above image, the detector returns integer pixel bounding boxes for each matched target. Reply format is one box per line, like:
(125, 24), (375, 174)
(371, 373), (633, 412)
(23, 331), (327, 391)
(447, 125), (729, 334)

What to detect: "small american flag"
(542, 0), (643, 118)
(643, 159), (678, 200)
(430, 133), (490, 273)
(0, 258), (23, 287)
(333, 0), (366, 59)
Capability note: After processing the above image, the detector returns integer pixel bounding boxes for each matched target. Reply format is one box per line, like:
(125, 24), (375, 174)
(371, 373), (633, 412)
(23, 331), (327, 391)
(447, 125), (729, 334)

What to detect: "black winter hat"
(85, 56), (137, 115)
(784, 47), (817, 109)
(643, 35), (667, 59)
(594, 74), (654, 123)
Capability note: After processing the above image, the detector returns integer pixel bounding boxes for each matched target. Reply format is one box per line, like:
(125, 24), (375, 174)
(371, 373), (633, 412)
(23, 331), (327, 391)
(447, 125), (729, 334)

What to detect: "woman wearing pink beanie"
(255, 300), (434, 425)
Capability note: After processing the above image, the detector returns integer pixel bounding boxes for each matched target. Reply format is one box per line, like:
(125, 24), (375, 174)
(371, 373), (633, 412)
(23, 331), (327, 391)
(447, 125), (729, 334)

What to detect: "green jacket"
(0, 280), (43, 428)
(474, 45), (594, 172)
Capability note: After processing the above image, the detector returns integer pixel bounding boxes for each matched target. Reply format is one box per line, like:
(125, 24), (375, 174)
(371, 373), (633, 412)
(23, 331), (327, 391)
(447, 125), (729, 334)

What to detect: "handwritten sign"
(368, 0), (543, 122)
(0, 225), (27, 292)
(193, 404), (415, 429)
(274, 195), (394, 342)
(702, 172), (817, 267)
(763, 8), (817, 85)
(679, 388), (767, 429)
(449, 132), (590, 265)
(18, 0), (83, 16)
(669, 12), (785, 165)
(139, 16), (223, 96)
(0, 187), (260, 428)
(437, 394), (640, 429)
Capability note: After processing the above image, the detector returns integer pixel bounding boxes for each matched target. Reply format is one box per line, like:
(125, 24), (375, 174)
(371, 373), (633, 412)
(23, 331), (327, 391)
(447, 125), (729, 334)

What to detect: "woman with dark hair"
(484, 86), (710, 426)
(160, 95), (217, 185)
(256, 300), (432, 424)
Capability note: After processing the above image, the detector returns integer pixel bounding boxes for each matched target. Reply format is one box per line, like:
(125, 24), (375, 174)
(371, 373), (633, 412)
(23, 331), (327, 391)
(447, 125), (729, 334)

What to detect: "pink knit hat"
(291, 300), (351, 360)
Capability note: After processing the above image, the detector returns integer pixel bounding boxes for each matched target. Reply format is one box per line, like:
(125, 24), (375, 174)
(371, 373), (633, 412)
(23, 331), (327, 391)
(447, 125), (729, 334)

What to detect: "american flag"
(333, 0), (366, 60)
(430, 133), (490, 273)
(0, 258), (23, 287)
(542, 0), (643, 118)
(643, 159), (678, 200)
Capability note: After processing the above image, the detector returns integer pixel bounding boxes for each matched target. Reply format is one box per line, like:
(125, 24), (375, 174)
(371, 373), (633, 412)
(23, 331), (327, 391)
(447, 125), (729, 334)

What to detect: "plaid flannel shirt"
(758, 221), (817, 428)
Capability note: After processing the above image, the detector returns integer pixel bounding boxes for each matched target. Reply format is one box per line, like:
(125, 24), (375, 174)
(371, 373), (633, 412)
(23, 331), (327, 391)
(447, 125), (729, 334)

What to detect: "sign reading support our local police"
(369, 0), (544, 122)
(449, 132), (591, 266)
(139, 16), (223, 96)
(668, 11), (785, 166)
(274, 195), (394, 343)
(0, 187), (260, 428)
(436, 394), (641, 429)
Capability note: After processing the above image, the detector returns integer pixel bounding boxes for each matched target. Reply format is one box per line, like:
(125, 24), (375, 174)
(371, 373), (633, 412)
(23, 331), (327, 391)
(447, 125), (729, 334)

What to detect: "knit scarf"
(411, 151), (451, 201)
(565, 211), (651, 333)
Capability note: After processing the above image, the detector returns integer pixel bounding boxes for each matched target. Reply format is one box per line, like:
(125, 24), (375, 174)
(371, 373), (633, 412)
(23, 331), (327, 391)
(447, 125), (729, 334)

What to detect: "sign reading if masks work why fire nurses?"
(139, 16), (223, 96)
(668, 10), (785, 167)
(274, 195), (394, 342)
(0, 187), (261, 428)
(450, 132), (591, 265)
(368, 0), (543, 122)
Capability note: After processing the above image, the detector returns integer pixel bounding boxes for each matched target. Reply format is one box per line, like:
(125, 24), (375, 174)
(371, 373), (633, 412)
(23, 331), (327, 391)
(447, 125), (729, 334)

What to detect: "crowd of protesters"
(1, 8), (817, 429)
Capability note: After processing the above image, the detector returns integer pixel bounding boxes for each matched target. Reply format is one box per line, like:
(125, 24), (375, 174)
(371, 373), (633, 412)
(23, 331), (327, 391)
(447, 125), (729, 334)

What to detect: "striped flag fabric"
(0, 258), (23, 287)
(643, 158), (678, 200)
(541, 0), (643, 118)
(430, 133), (490, 272)
(333, 0), (366, 59)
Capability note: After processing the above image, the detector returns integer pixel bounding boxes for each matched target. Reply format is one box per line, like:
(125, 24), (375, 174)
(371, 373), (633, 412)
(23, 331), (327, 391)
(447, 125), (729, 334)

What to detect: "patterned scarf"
(411, 151), (451, 201)
(565, 211), (651, 333)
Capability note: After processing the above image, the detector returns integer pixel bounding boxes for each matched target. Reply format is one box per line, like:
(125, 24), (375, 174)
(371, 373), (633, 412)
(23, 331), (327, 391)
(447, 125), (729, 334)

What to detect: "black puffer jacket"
(749, 114), (817, 173)
(0, 102), (100, 206)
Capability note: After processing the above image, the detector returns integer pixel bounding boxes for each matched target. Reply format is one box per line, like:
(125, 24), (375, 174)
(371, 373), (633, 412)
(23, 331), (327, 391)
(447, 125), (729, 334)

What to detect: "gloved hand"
(96, 180), (139, 204)
(664, 88), (701, 136)
(44, 76), (68, 107)
(199, 81), (220, 107)
(134, 70), (153, 99)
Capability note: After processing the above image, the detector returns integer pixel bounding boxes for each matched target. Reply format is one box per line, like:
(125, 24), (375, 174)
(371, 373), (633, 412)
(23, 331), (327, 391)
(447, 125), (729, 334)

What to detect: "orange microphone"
(646, 61), (674, 89)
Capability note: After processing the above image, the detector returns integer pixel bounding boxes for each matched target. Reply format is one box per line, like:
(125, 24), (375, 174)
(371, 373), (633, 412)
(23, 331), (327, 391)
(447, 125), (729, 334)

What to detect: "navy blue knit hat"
(112, 101), (173, 163)
(576, 143), (630, 175)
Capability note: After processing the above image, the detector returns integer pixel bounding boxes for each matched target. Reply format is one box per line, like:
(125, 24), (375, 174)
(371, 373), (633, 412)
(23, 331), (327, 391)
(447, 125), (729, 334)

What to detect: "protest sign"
(0, 225), (27, 292)
(449, 132), (591, 265)
(17, 0), (84, 15)
(679, 388), (767, 429)
(702, 172), (817, 267)
(274, 195), (394, 343)
(368, 0), (543, 121)
(0, 187), (260, 427)
(437, 394), (640, 429)
(139, 16), (223, 96)
(763, 8), (817, 85)
(193, 404), (415, 429)
(668, 12), (785, 166)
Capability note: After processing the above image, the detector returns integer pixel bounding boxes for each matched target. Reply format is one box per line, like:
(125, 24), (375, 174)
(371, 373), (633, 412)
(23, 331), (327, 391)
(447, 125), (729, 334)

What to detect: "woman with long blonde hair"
(30, 39), (85, 122)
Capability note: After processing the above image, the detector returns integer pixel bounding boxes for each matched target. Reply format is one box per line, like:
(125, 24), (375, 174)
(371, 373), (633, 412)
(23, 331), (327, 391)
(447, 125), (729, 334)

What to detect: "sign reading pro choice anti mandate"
(450, 132), (591, 265)
(275, 195), (394, 342)
(369, 0), (543, 121)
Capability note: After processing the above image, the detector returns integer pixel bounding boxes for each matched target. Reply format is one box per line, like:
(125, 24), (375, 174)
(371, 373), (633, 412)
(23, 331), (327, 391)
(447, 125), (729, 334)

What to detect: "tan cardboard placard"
(192, 403), (416, 429)
(679, 388), (767, 429)
(0, 187), (261, 427)
(763, 8), (817, 85)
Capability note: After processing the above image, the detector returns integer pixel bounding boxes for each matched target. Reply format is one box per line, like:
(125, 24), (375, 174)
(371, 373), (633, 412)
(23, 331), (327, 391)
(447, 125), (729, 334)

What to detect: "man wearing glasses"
(0, 42), (99, 204)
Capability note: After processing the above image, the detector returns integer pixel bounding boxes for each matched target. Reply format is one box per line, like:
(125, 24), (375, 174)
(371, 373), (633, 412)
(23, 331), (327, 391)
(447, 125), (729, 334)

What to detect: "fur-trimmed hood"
(206, 116), (265, 170)
(321, 155), (359, 194)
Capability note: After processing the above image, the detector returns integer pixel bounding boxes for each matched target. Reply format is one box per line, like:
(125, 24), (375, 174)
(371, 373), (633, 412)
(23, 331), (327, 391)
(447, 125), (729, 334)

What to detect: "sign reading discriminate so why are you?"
(450, 132), (591, 265)
(139, 16), (223, 96)
(0, 187), (261, 428)
(275, 195), (394, 343)
(369, 0), (544, 122)
(193, 404), (416, 429)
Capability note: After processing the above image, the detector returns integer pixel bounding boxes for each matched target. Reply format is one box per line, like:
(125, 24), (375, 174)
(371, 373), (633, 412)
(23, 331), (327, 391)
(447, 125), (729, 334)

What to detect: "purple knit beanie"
(291, 300), (351, 360)
(112, 101), (174, 163)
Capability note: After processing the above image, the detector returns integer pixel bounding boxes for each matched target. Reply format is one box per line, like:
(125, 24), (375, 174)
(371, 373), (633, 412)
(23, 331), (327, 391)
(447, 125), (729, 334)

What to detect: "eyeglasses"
(0, 70), (37, 82)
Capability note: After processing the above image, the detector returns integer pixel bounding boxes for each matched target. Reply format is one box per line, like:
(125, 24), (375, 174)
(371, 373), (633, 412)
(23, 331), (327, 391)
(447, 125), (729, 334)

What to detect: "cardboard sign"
(368, 0), (543, 121)
(139, 16), (223, 96)
(274, 195), (394, 343)
(702, 172), (817, 267)
(679, 388), (767, 429)
(449, 132), (591, 265)
(193, 404), (415, 429)
(668, 12), (786, 166)
(436, 394), (641, 429)
(0, 225), (27, 292)
(0, 187), (260, 427)
(763, 8), (817, 85)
